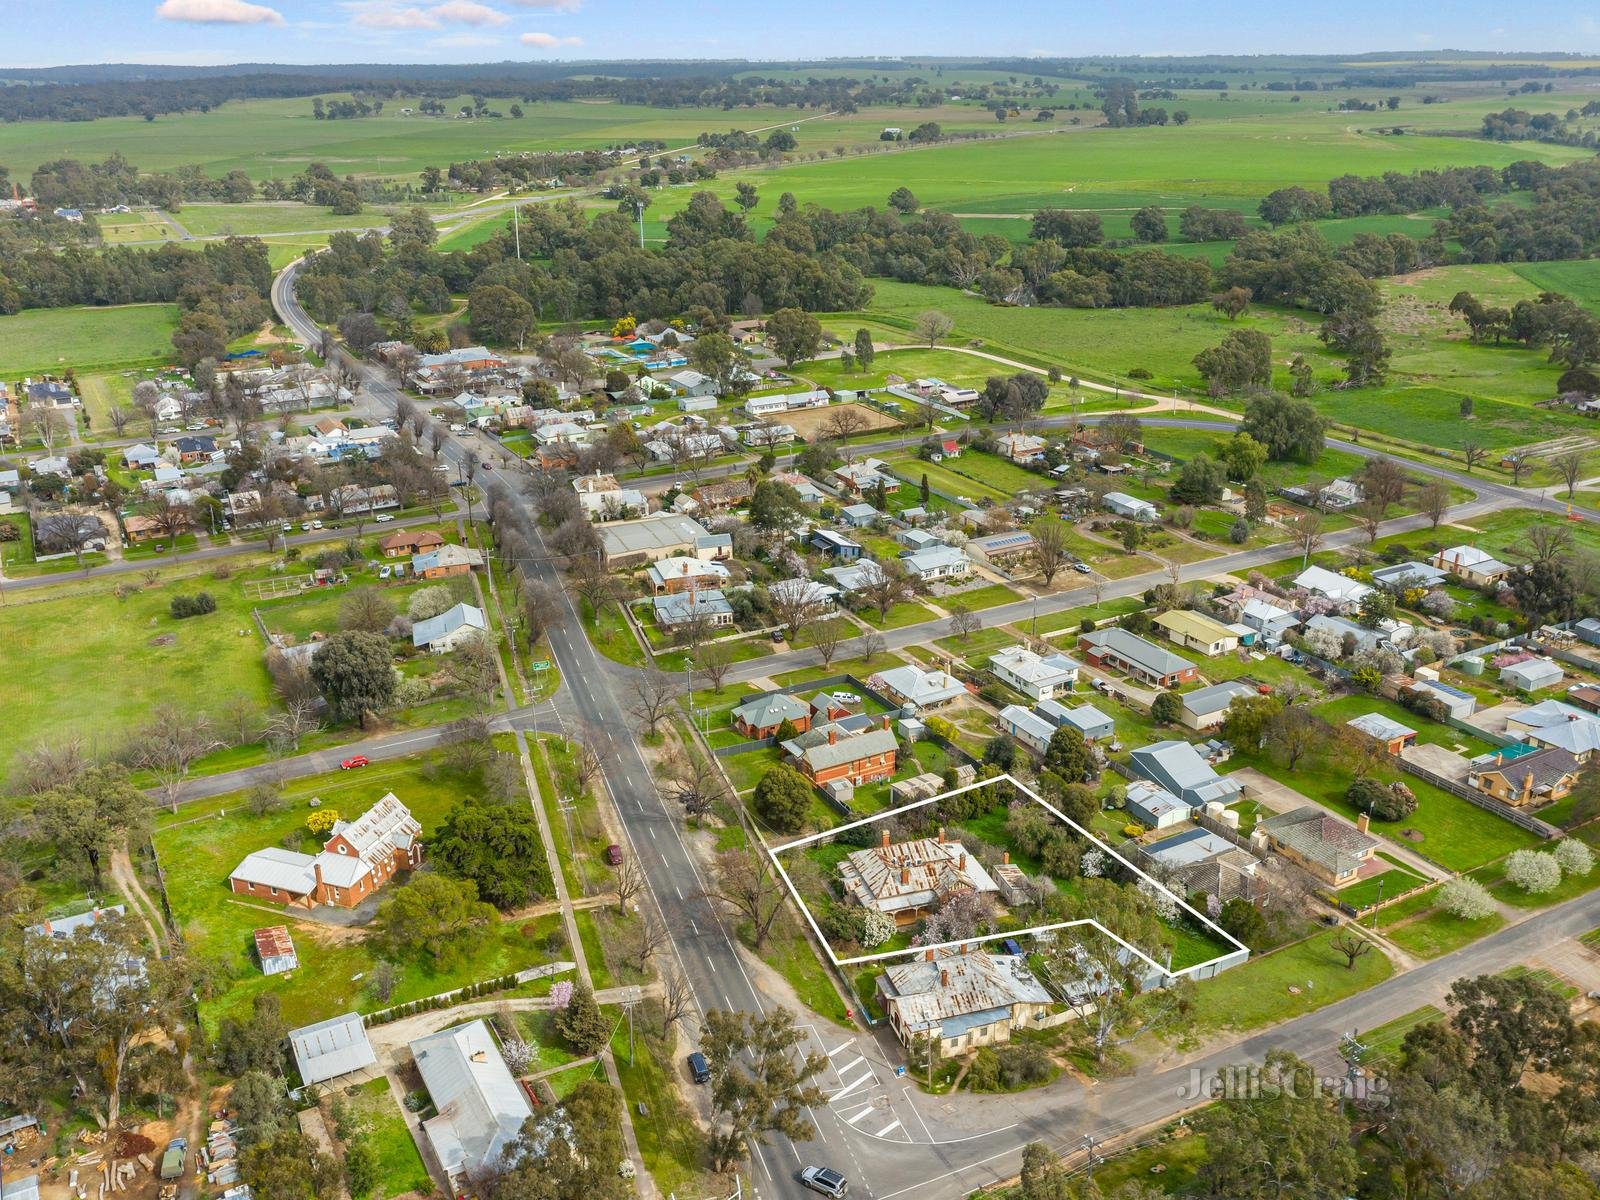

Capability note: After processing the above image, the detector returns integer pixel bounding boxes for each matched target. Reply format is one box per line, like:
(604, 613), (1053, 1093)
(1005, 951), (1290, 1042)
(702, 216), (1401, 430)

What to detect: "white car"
(830, 691), (862, 706)
(374, 514), (394, 523)
(379, 565), (392, 579)
(311, 520), (323, 530)
(449, 423), (467, 433)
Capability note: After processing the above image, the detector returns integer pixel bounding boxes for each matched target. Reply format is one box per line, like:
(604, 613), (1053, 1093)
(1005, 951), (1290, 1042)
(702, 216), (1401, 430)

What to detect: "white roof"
(903, 545), (970, 575)
(411, 1019), (533, 1181)
(412, 602), (487, 648)
(871, 665), (966, 708)
(647, 556), (730, 585)
(290, 1013), (377, 1085)
(1347, 712), (1417, 741)
(230, 846), (318, 894)
(991, 645), (1080, 686)
(1293, 565), (1373, 602)
(1000, 704), (1056, 745)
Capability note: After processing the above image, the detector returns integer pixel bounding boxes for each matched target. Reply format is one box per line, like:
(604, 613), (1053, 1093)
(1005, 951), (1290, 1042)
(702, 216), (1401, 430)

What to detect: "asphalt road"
(270, 255), (1598, 1200)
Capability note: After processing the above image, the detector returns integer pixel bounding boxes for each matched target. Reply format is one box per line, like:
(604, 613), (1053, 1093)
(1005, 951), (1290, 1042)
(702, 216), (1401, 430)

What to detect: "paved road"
(272, 256), (1595, 1200)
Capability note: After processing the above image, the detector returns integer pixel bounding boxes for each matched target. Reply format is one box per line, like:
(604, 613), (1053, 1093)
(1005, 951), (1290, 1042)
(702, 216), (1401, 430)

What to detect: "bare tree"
(220, 694), (263, 747)
(858, 558), (913, 621)
(566, 555), (623, 622)
(1553, 449), (1587, 500)
(948, 604), (981, 642)
(141, 493), (194, 542)
(15, 737), (89, 796)
(1265, 705), (1327, 771)
(1418, 479), (1448, 529)
(1506, 452), (1533, 487)
(518, 578), (563, 648)
(767, 581), (825, 641)
(1330, 926), (1375, 970)
(107, 406), (132, 437)
(662, 746), (730, 826)
(915, 309), (955, 348)
(1290, 512), (1323, 565)
(857, 630), (886, 661)
(695, 640), (737, 694)
(572, 741), (603, 797)
(1520, 521), (1574, 568)
(1355, 499), (1384, 546)
(660, 967), (695, 1037)
(823, 405), (869, 446)
(614, 855), (646, 915)
(20, 406), (68, 451)
(444, 630), (501, 708)
(1029, 516), (1072, 585)
(809, 617), (846, 669)
(130, 704), (222, 812)
(1461, 441), (1487, 473)
(630, 673), (677, 737)
(36, 513), (103, 572)
(700, 846), (787, 952)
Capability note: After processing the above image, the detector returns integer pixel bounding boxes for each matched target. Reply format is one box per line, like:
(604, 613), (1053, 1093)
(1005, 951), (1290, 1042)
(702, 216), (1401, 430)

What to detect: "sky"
(2, 0), (1598, 68)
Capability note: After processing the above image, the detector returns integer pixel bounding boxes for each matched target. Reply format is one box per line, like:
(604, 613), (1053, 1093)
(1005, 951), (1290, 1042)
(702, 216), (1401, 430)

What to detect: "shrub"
(978, 682), (1015, 707)
(170, 591), (217, 619)
(306, 809), (340, 837)
(1149, 690), (1182, 725)
(1346, 777), (1390, 813)
(1505, 849), (1563, 894)
(1437, 877), (1496, 920)
(1347, 778), (1416, 821)
(1554, 838), (1595, 877)
(859, 910), (897, 949)
(408, 584), (457, 621)
(1229, 518), (1250, 545)
(753, 764), (812, 833)
(1122, 823), (1144, 838)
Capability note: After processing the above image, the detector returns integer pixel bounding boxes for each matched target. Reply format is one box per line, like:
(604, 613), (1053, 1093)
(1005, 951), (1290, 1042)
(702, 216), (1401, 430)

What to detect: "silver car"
(800, 1167), (848, 1197)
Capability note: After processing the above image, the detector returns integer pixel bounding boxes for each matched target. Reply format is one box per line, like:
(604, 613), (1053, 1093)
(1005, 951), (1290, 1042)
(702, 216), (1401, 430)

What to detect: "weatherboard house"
(878, 949), (1055, 1056)
(840, 829), (999, 926)
(228, 794), (422, 909)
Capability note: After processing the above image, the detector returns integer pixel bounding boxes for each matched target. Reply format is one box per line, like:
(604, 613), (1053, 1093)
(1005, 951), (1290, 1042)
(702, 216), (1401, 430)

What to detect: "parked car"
(800, 1167), (848, 1198)
(1072, 562), (1092, 574)
(604, 844), (624, 866)
(831, 691), (861, 705)
(340, 755), (370, 770)
(771, 629), (786, 643)
(449, 423), (467, 433)
(687, 1052), (711, 1084)
(374, 514), (394, 523)
(311, 519), (323, 530)
(301, 522), (312, 532)
(379, 565), (392, 580)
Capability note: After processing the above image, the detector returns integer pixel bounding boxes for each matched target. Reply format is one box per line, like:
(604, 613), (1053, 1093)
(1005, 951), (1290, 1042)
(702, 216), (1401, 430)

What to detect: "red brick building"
(229, 794), (423, 909)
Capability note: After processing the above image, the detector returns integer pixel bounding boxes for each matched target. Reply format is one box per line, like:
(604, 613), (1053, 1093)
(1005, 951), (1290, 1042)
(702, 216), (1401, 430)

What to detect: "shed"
(1501, 657), (1563, 692)
(289, 1013), (377, 1086)
(253, 926), (299, 976)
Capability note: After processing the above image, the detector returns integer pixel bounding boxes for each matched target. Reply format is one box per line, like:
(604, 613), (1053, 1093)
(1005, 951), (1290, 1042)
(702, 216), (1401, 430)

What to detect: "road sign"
(530, 660), (551, 672)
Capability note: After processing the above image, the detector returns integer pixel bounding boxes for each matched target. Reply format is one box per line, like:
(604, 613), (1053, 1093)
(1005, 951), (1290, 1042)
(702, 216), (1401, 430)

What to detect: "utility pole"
(513, 203), (521, 261)
(634, 198), (646, 249)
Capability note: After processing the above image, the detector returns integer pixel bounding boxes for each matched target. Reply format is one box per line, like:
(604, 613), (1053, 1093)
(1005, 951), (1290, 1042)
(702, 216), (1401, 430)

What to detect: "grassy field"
(347, 1078), (434, 1200)
(151, 753), (569, 1034)
(0, 304), (180, 377)
(173, 203), (388, 237)
(1187, 928), (1393, 1035)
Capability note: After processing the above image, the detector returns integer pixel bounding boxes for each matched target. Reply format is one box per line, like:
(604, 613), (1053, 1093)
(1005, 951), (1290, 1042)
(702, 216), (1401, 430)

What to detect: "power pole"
(513, 203), (521, 261)
(635, 199), (646, 249)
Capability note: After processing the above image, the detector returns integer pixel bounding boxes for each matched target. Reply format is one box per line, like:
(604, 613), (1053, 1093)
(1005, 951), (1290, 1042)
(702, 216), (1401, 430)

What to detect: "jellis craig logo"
(1175, 1065), (1390, 1106)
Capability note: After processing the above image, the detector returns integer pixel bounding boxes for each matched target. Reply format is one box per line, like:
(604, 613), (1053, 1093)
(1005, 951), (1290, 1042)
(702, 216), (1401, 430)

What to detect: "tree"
(36, 765), (146, 892)
(1504, 849), (1563, 894)
(629, 674), (676, 737)
(1447, 971), (1574, 1089)
(695, 641), (736, 694)
(1197, 1050), (1358, 1200)
(1418, 478), (1449, 529)
(1219, 431), (1268, 482)
(1321, 310), (1391, 386)
(171, 310), (228, 370)
(1130, 205), (1167, 243)
(853, 328), (875, 372)
(1169, 454), (1226, 505)
(753, 765), (811, 833)
(340, 585), (395, 634)
(887, 186), (919, 214)
(375, 873), (497, 968)
(1240, 392), (1326, 462)
(230, 1069), (291, 1149)
(1462, 440), (1488, 473)
(1043, 725), (1093, 783)
(490, 1081), (628, 1200)
(702, 846), (786, 952)
(1149, 690), (1182, 725)
(445, 630), (501, 708)
(1289, 511), (1323, 564)
(1212, 285), (1251, 320)
(766, 307), (822, 368)
(948, 605), (981, 642)
(1264, 704), (1326, 769)
(343, 1136), (377, 1199)
(915, 309), (955, 348)
(1193, 329), (1272, 396)
(242, 1129), (341, 1200)
(517, 579), (562, 649)
(1028, 516), (1072, 585)
(809, 617), (846, 669)
(1438, 877), (1497, 920)
(468, 284), (535, 350)
(700, 1007), (826, 1171)
(1330, 925), (1373, 969)
(431, 798), (551, 909)
(1554, 837), (1594, 877)
(662, 747), (729, 826)
(1553, 448), (1587, 499)
(309, 631), (395, 724)
(130, 702), (221, 812)
(556, 981), (610, 1056)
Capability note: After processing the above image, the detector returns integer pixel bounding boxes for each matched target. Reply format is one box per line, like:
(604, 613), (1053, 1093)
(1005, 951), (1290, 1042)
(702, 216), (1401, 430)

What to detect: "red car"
(340, 755), (370, 770)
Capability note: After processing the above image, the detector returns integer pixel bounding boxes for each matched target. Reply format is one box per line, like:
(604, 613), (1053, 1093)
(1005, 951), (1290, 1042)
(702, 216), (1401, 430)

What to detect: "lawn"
(1383, 904), (1506, 960)
(1358, 1005), (1444, 1069)
(1313, 694), (1495, 756)
(347, 1078), (433, 1200)
(608, 1007), (710, 1200)
(0, 304), (181, 377)
(1335, 868), (1429, 913)
(945, 582), (1024, 611)
(857, 600), (939, 630)
(151, 752), (569, 1034)
(583, 598), (647, 668)
(1187, 929), (1393, 1035)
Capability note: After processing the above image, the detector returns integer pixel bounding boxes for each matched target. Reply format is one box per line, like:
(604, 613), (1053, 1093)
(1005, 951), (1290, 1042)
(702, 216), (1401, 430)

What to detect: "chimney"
(940, 968), (950, 987)
(900, 867), (910, 885)
(313, 859), (324, 898)
(1357, 813), (1370, 835)
(828, 726), (838, 745)
(881, 714), (891, 731)
(959, 942), (968, 955)
(958, 853), (966, 871)
(1524, 772), (1535, 802)
(937, 826), (946, 844)
(470, 1050), (487, 1063)
(881, 829), (891, 849)
(925, 949), (935, 962)
(1002, 852), (1011, 865)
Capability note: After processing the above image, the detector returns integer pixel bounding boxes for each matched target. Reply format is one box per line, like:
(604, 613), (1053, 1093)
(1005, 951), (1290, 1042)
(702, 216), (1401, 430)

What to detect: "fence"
(1395, 756), (1559, 838)
(362, 961), (576, 1026)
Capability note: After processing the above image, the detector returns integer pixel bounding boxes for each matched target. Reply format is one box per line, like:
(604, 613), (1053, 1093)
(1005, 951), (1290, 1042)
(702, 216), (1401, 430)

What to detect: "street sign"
(530, 660), (551, 672)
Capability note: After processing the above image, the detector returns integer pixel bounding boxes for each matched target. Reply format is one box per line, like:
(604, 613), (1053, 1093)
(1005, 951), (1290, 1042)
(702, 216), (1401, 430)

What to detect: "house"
(688, 479), (753, 512)
(772, 471), (828, 505)
(599, 513), (710, 565)
(1435, 545), (1513, 586)
(1237, 597), (1300, 645)
(1078, 628), (1198, 688)
(1305, 613), (1392, 656)
(840, 829), (999, 925)
(646, 555), (731, 594)
(26, 379), (75, 407)
(870, 665), (967, 711)
(744, 389), (830, 417)
(1142, 828), (1259, 902)
(1371, 561), (1449, 590)
(122, 443), (162, 469)
(665, 369), (719, 398)
(1103, 491), (1160, 522)
(833, 459), (898, 495)
(1346, 712), (1417, 755)
(1520, 711), (1600, 761)
(24, 906), (146, 1000)
(411, 1019), (532, 1191)
(411, 544), (484, 579)
(1501, 657), (1563, 692)
(173, 435), (217, 464)
(990, 645), (1080, 701)
(897, 528), (944, 552)
(1292, 565), (1374, 607)
(1129, 740), (1242, 807)
(768, 576), (839, 614)
(999, 704), (1056, 755)
(379, 529), (444, 558)
(677, 395), (718, 414)
(1123, 779), (1192, 830)
(824, 561), (882, 593)
(1036, 700), (1116, 742)
(1180, 681), (1256, 732)
(965, 530), (1038, 565)
(1468, 745), (1581, 806)
(1258, 807), (1379, 887)
(335, 483), (400, 514)
(228, 794), (423, 909)
(1154, 610), (1239, 657)
(997, 432), (1046, 463)
(841, 502), (880, 528)
(879, 949), (1054, 1056)
(741, 422), (796, 446)
(253, 926), (299, 976)
(412, 602), (488, 652)
(781, 716), (899, 787)
(652, 589), (735, 629)
(29, 454), (71, 479)
(1566, 685), (1600, 714)
(732, 692), (812, 739)
(289, 1013), (377, 1086)
(902, 544), (972, 583)
(808, 528), (863, 561)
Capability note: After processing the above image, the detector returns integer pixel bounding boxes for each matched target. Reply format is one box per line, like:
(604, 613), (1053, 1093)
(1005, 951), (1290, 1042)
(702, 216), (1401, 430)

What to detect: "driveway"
(1401, 742), (1473, 784)
(1231, 766), (1447, 883)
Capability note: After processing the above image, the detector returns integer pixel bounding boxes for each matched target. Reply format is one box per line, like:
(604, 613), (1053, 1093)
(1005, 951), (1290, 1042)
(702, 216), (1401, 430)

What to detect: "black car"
(800, 1167), (848, 1197)
(688, 1051), (711, 1084)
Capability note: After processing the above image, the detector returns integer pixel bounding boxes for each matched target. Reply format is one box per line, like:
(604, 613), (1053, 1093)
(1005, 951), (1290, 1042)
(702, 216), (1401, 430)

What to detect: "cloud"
(155, 0), (284, 25)
(352, 4), (438, 27)
(431, 0), (508, 23)
(508, 0), (582, 9)
(520, 30), (582, 47)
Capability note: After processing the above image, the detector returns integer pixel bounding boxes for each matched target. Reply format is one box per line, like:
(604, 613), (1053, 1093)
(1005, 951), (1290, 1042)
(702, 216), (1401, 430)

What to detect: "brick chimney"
(313, 859), (325, 900)
(937, 826), (946, 844)
(881, 829), (891, 849)
(958, 853), (966, 871)
(900, 867), (910, 885)
(925, 948), (935, 962)
(1356, 813), (1370, 834)
(828, 726), (838, 745)
(939, 968), (949, 987)
(959, 943), (968, 955)
(1002, 851), (1011, 865)
(1523, 772), (1535, 803)
(880, 715), (891, 731)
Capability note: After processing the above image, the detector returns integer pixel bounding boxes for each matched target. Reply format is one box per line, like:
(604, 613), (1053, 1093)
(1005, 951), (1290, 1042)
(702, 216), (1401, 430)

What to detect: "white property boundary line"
(766, 774), (1250, 979)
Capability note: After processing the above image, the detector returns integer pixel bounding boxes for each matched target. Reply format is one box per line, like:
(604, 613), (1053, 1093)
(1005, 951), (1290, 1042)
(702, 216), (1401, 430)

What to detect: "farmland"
(0, 304), (181, 378)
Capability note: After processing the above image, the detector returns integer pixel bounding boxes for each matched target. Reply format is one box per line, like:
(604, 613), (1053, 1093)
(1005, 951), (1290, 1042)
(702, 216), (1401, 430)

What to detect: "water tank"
(1218, 809), (1241, 830)
(1204, 801), (1226, 819)
(1455, 655), (1485, 677)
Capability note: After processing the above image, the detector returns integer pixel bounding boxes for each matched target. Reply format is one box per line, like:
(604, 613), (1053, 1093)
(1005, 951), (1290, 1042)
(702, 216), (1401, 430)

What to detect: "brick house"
(780, 716), (898, 787)
(380, 530), (445, 558)
(228, 794), (422, 909)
